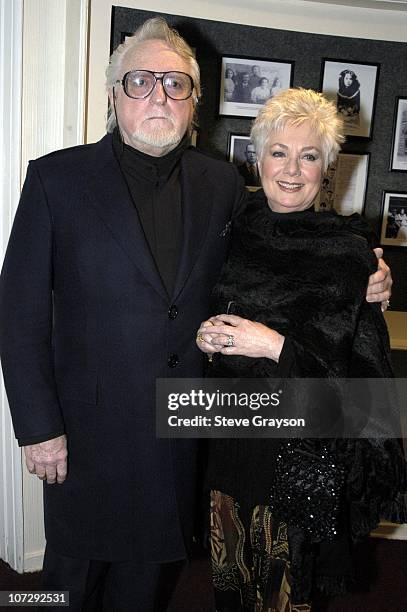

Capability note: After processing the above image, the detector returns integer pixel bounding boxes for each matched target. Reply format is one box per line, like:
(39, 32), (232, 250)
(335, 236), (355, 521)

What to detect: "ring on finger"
(197, 332), (205, 343)
(225, 334), (235, 347)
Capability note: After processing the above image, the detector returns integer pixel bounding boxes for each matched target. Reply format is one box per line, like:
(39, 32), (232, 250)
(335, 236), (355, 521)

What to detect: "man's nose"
(149, 79), (167, 104)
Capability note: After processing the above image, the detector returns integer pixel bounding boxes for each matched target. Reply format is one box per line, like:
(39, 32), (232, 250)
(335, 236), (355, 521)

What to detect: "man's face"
(246, 144), (257, 164)
(111, 40), (194, 157)
(252, 66), (260, 76)
(242, 74), (250, 85)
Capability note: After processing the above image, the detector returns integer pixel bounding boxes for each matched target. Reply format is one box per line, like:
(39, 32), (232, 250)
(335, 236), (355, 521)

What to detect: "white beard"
(130, 117), (182, 150)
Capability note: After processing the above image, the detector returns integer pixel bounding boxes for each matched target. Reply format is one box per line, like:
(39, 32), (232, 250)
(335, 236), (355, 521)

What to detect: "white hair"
(250, 88), (345, 171)
(105, 17), (201, 133)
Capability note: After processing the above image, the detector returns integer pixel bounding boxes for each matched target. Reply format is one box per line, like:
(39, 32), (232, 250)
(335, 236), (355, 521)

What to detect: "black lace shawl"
(207, 193), (406, 595)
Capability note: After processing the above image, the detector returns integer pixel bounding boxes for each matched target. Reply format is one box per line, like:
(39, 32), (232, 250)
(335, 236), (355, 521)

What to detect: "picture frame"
(190, 128), (199, 148)
(380, 191), (407, 247)
(314, 152), (370, 215)
(320, 59), (380, 139)
(390, 97), (407, 172)
(219, 55), (294, 118)
(228, 133), (261, 190)
(120, 31), (133, 44)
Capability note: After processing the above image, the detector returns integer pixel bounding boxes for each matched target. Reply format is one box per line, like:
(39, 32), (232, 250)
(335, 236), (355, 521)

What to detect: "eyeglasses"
(115, 70), (194, 101)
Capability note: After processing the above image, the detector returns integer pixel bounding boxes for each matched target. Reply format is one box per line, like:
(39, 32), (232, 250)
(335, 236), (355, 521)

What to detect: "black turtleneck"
(112, 129), (189, 295)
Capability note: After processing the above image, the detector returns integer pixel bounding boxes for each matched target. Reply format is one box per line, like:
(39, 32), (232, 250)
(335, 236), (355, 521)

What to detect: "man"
(248, 64), (262, 90)
(0, 17), (243, 611)
(0, 16), (391, 612)
(237, 143), (261, 187)
(234, 72), (252, 103)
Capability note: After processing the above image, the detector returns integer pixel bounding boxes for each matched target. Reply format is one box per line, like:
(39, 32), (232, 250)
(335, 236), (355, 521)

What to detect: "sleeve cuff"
(277, 337), (296, 377)
(18, 430), (66, 447)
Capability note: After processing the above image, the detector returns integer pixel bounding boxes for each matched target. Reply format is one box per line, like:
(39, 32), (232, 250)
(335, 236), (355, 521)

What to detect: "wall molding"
(0, 0), (25, 574)
(0, 0), (89, 573)
(20, 0), (89, 572)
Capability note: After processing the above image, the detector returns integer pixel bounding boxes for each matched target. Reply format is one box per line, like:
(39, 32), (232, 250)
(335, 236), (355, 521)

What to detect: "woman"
(337, 69), (360, 125)
(395, 207), (407, 240)
(197, 89), (406, 611)
(270, 73), (282, 97)
(224, 67), (236, 101)
(251, 77), (272, 104)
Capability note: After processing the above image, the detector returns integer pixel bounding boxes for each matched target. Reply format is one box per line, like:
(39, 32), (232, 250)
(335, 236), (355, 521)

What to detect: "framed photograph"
(390, 97), (407, 171)
(314, 152), (370, 215)
(380, 191), (407, 247)
(320, 59), (380, 139)
(190, 128), (199, 148)
(219, 55), (294, 118)
(120, 32), (133, 44)
(228, 134), (262, 190)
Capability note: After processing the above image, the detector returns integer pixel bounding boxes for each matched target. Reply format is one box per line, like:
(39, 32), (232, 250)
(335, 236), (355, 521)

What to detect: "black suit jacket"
(0, 134), (244, 561)
(237, 162), (261, 187)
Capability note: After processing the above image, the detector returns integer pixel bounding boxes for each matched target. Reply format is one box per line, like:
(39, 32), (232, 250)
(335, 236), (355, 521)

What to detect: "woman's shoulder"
(237, 196), (375, 239)
(324, 212), (378, 254)
(233, 201), (377, 271)
(298, 212), (377, 269)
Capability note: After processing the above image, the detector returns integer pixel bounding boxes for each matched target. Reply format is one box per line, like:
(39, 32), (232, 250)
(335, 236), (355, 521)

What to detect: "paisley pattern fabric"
(211, 490), (312, 612)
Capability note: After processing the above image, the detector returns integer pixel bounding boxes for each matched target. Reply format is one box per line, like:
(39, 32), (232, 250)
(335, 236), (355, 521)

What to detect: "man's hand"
(24, 434), (67, 484)
(367, 248), (392, 311)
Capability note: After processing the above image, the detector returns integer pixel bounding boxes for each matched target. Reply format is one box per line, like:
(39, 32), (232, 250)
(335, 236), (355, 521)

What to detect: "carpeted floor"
(0, 538), (406, 611)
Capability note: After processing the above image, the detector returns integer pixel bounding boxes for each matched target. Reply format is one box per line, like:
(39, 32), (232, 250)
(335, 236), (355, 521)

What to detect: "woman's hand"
(367, 248), (392, 311)
(197, 314), (285, 362)
(196, 318), (223, 357)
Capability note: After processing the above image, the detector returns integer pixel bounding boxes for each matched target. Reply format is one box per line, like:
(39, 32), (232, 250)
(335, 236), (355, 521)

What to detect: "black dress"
(206, 193), (406, 611)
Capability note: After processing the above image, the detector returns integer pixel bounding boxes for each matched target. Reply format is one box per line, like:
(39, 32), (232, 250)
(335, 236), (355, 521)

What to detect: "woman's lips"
(277, 181), (304, 192)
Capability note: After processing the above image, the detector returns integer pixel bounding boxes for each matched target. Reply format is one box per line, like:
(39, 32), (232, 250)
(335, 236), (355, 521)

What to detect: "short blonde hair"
(105, 17), (201, 132)
(250, 88), (345, 171)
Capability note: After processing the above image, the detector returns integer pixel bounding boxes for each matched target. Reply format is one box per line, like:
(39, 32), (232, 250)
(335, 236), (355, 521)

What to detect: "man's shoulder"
(183, 146), (238, 174)
(31, 134), (111, 172)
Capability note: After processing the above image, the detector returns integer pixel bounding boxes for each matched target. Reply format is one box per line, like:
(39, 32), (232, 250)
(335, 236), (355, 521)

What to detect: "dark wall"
(391, 350), (407, 377)
(111, 7), (407, 310)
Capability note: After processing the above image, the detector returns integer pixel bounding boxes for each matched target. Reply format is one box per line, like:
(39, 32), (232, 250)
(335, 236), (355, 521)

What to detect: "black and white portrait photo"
(337, 69), (360, 127)
(321, 59), (379, 138)
(228, 134), (261, 189)
(390, 97), (407, 171)
(380, 192), (407, 247)
(219, 56), (294, 118)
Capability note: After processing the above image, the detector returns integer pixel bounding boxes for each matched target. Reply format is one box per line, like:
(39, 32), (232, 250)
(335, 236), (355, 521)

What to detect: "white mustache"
(143, 114), (174, 123)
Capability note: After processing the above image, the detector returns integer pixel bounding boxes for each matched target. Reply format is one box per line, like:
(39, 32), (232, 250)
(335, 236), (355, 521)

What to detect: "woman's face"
(344, 72), (353, 87)
(259, 121), (324, 213)
(260, 78), (269, 88)
(226, 69), (233, 78)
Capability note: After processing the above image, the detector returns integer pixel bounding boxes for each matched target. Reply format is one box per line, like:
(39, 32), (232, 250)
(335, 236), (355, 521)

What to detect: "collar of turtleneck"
(112, 128), (190, 185)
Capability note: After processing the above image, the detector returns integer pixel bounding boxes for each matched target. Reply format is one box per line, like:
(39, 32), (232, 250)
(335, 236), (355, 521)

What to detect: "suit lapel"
(85, 135), (168, 301)
(172, 149), (214, 300)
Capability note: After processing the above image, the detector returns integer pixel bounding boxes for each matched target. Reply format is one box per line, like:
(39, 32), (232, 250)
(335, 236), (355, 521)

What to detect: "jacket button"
(168, 305), (178, 320)
(168, 354), (180, 368)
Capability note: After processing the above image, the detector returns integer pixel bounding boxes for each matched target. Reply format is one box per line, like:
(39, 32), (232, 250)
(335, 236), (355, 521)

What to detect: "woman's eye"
(271, 151), (285, 158)
(303, 153), (318, 161)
